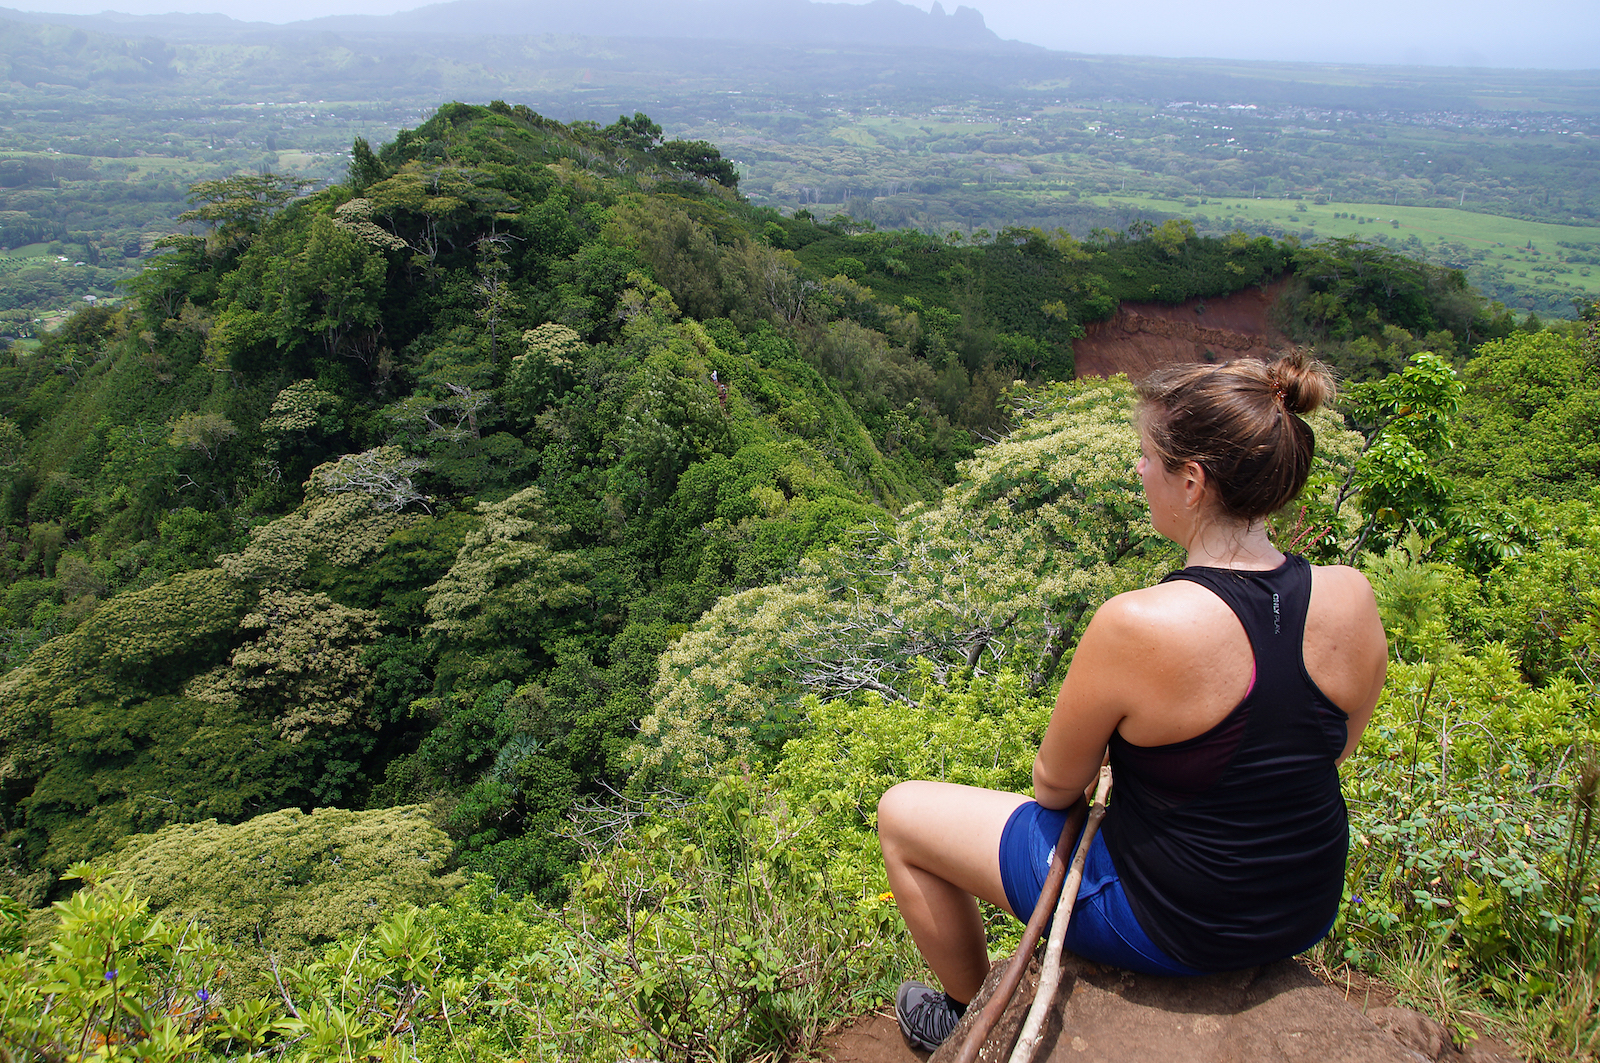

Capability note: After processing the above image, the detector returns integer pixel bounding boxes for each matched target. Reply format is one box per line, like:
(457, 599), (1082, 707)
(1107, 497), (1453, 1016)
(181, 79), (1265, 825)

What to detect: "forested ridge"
(4, 9), (1597, 328)
(0, 102), (1597, 1062)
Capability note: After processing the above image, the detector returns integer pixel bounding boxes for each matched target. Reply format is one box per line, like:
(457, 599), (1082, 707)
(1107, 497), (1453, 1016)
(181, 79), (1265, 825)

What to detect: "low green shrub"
(106, 805), (463, 964)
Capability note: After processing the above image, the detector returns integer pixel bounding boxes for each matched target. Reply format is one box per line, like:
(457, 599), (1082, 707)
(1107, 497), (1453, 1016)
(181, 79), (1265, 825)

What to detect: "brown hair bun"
(1266, 349), (1336, 417)
(1137, 350), (1336, 523)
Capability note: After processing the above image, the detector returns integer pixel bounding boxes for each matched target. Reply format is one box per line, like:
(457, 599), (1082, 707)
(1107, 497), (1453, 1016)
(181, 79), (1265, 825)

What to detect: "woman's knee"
(877, 780), (921, 846)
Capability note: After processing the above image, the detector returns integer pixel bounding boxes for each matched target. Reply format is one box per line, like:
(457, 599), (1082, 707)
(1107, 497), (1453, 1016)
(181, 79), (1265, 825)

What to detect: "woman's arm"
(1033, 579), (1258, 807)
(1305, 565), (1389, 764)
(1032, 594), (1146, 808)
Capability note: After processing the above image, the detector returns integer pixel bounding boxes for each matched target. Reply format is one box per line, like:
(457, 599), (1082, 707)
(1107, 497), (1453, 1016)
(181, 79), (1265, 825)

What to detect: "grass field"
(757, 103), (1599, 314)
(0, 151), (209, 178)
(270, 149), (348, 179)
(121, 157), (216, 178)
(0, 149), (342, 183)
(0, 242), (55, 260)
(1085, 192), (1600, 301)
(857, 116), (1004, 135)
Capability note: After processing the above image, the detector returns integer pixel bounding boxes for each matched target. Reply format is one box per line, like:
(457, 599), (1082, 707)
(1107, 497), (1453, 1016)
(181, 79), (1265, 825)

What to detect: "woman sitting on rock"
(878, 351), (1388, 1051)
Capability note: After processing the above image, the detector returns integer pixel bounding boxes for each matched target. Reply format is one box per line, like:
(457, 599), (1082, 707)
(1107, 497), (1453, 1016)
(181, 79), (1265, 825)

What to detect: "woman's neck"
(1182, 519), (1284, 571)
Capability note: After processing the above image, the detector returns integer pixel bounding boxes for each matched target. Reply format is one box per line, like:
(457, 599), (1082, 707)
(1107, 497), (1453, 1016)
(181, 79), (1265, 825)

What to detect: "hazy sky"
(13, 0), (1600, 69)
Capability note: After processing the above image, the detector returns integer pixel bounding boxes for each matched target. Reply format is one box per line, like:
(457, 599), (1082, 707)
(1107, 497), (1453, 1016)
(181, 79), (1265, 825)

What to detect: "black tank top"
(1101, 554), (1350, 972)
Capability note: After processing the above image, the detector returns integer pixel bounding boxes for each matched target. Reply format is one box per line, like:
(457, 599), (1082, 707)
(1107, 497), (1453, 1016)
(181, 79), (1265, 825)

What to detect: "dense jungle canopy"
(0, 101), (1597, 1063)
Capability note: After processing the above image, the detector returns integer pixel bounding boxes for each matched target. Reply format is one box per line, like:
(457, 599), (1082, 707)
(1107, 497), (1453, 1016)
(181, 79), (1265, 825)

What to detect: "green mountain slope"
(0, 94), (1595, 1050)
(0, 101), (1529, 908)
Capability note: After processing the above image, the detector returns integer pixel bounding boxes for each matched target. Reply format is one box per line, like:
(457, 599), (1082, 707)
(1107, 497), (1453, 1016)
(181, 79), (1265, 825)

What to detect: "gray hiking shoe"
(895, 980), (966, 1051)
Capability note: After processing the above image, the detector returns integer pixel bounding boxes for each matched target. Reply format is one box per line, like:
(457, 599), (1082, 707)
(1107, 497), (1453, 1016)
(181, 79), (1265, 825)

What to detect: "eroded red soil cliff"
(1072, 281), (1292, 381)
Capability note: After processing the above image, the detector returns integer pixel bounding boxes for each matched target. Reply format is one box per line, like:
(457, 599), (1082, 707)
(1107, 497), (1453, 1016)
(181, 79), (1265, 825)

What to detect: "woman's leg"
(877, 780), (1031, 1003)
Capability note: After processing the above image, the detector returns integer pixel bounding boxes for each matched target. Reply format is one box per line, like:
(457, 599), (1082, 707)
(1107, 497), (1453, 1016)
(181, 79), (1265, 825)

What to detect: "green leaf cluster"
(107, 806), (462, 963)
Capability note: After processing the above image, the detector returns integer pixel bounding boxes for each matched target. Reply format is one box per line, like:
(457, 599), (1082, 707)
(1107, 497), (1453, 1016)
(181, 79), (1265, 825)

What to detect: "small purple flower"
(196, 989), (210, 1004)
(104, 969), (118, 981)
(1350, 895), (1364, 906)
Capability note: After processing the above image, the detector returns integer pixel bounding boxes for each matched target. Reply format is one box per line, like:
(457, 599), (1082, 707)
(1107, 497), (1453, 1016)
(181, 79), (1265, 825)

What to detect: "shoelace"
(897, 983), (963, 1049)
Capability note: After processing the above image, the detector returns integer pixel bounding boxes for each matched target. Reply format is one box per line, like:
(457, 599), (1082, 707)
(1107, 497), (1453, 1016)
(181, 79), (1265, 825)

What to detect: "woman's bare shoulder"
(1308, 563), (1380, 610)
(1087, 580), (1238, 647)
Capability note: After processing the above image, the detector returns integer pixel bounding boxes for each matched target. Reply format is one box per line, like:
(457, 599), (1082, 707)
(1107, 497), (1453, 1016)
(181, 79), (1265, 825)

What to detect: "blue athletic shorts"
(998, 800), (1205, 977)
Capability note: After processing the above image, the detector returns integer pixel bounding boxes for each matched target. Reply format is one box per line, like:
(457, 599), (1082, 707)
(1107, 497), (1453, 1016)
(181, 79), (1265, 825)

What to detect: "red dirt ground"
(1071, 281), (1292, 381)
(809, 967), (1520, 1063)
(813, 1011), (923, 1063)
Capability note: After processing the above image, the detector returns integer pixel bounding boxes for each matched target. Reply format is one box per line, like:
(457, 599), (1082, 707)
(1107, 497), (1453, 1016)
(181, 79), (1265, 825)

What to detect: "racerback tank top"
(1101, 554), (1351, 972)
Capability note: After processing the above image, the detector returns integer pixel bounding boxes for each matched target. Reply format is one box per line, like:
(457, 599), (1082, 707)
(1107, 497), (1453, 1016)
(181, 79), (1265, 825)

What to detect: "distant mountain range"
(0, 0), (1017, 49)
(317, 0), (1005, 48)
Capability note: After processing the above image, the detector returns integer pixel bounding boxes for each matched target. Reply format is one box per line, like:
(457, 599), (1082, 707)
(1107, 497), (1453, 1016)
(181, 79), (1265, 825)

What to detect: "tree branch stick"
(952, 796), (1090, 1063)
(1009, 765), (1113, 1063)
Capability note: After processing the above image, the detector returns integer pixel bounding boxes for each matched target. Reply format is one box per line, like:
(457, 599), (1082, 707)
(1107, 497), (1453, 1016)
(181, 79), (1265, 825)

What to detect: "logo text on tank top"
(1272, 592), (1281, 635)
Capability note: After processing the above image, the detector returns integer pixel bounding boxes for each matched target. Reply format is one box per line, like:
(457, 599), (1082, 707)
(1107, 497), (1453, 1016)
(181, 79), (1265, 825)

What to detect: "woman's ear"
(1180, 461), (1208, 508)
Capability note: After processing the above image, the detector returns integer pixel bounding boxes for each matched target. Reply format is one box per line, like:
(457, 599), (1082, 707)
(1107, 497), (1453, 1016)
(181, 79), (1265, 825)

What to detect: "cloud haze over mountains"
(4, 0), (1597, 67)
(306, 0), (1003, 49)
(995, 0), (1599, 70)
(2, 0), (1009, 48)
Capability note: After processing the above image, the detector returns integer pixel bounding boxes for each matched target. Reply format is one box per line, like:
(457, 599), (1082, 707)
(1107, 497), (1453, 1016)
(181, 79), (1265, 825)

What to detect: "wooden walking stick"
(1008, 764), (1113, 1063)
(951, 795), (1090, 1063)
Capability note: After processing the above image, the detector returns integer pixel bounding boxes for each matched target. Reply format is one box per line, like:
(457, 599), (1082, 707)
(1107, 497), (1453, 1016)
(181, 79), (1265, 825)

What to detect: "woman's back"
(1031, 549), (1385, 811)
(1104, 557), (1385, 756)
(1100, 554), (1374, 970)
